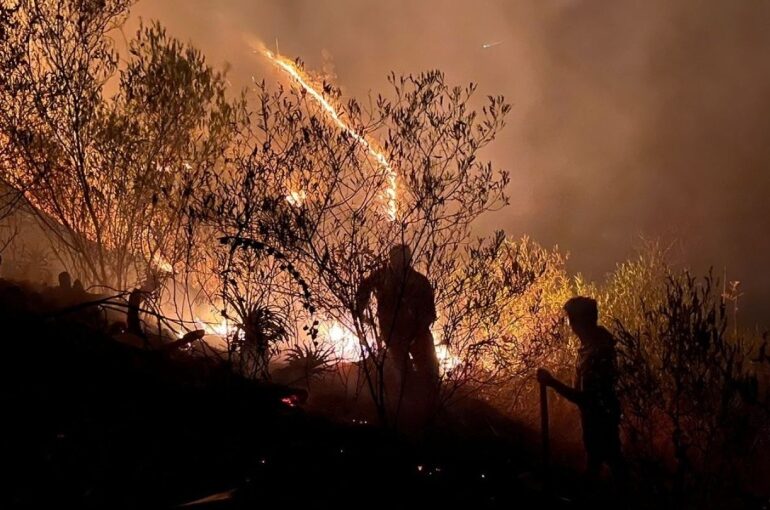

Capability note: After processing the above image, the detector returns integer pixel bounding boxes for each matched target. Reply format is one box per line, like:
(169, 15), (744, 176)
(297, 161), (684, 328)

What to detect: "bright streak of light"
(262, 49), (398, 221)
(482, 41), (503, 49)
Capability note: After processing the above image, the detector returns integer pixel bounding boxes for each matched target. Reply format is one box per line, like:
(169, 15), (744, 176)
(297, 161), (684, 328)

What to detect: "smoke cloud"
(130, 0), (770, 325)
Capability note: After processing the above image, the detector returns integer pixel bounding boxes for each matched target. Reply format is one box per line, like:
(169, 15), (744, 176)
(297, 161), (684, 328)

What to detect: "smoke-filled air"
(1, 1), (769, 508)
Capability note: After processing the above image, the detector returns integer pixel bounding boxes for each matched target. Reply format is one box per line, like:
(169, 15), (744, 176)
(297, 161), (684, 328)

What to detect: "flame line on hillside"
(262, 50), (398, 221)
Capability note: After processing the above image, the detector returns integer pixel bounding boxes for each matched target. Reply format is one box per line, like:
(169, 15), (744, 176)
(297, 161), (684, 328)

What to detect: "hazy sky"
(130, 1), (770, 325)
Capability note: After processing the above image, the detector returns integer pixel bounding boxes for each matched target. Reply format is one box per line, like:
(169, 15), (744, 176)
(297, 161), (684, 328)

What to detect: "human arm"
(536, 368), (584, 406)
(354, 270), (379, 320)
(425, 278), (437, 325)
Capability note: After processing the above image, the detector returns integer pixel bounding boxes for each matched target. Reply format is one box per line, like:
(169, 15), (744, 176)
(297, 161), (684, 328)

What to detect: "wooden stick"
(540, 381), (551, 488)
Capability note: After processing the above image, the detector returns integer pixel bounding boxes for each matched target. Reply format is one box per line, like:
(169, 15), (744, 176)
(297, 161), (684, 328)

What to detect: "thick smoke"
(131, 0), (770, 325)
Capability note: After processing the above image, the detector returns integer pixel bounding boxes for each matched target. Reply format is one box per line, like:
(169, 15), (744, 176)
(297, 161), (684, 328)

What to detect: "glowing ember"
(262, 49), (399, 221)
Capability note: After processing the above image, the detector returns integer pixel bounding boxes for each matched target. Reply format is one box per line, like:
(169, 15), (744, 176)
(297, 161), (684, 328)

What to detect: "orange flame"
(262, 49), (398, 221)
(285, 189), (307, 207)
(151, 253), (174, 274)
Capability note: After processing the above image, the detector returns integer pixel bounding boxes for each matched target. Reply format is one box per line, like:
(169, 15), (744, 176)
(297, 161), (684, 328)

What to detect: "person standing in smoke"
(537, 296), (626, 479)
(355, 244), (440, 406)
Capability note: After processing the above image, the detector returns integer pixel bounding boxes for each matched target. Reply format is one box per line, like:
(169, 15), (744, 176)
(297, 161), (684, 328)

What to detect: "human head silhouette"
(564, 296), (598, 338)
(58, 271), (72, 289)
(388, 244), (412, 273)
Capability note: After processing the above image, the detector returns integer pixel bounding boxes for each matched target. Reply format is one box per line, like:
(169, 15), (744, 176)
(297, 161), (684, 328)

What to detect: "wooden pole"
(540, 381), (551, 488)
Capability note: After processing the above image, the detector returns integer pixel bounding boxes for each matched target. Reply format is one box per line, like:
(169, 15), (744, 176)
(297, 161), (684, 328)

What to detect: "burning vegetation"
(0, 1), (769, 508)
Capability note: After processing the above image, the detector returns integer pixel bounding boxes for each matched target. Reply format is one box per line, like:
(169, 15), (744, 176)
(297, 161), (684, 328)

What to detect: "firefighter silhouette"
(356, 244), (440, 402)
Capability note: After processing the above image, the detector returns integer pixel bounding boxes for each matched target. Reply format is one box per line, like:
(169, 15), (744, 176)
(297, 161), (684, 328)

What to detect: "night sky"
(132, 0), (770, 325)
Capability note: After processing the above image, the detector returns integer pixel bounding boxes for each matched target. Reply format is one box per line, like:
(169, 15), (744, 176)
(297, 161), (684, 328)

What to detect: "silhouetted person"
(537, 297), (626, 479)
(355, 245), (440, 402)
(58, 271), (72, 291)
(72, 278), (85, 296)
(51, 271), (75, 305)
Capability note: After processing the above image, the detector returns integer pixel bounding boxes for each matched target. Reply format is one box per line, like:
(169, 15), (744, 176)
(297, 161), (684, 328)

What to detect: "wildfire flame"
(324, 320), (367, 363)
(322, 319), (460, 375)
(151, 253), (174, 274)
(262, 49), (398, 221)
(285, 189), (307, 207)
(185, 314), (459, 377)
(435, 343), (461, 375)
(195, 317), (237, 339)
(432, 322), (461, 375)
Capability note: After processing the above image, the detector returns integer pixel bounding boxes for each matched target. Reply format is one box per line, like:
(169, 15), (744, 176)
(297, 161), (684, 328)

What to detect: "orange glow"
(435, 343), (461, 375)
(323, 320), (366, 362)
(432, 322), (461, 375)
(195, 317), (237, 339)
(285, 189), (307, 207)
(262, 49), (398, 221)
(151, 253), (174, 274)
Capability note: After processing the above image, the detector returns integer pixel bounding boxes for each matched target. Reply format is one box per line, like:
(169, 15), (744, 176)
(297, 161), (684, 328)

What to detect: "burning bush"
(437, 234), (574, 414)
